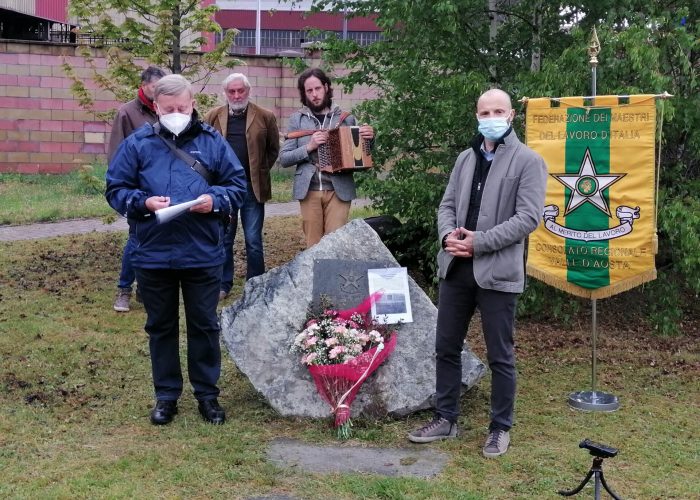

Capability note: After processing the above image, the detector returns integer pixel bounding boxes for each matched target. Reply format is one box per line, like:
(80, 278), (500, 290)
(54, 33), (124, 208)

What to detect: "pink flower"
(329, 346), (346, 359)
(304, 336), (318, 347)
(303, 352), (318, 365)
(325, 337), (339, 347)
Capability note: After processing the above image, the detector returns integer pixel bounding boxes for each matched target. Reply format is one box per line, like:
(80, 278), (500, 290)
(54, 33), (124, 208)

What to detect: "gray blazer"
(279, 105), (357, 202)
(437, 131), (547, 293)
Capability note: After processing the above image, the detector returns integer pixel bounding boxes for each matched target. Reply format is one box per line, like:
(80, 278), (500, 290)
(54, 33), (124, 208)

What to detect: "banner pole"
(568, 27), (620, 412)
(591, 299), (597, 393)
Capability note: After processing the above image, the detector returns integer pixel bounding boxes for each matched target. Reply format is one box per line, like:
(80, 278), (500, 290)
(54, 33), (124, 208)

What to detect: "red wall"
(36, 0), (70, 23)
(215, 10), (380, 31)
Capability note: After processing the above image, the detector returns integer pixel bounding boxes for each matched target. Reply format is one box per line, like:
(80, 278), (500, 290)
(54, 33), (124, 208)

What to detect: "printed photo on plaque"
(367, 267), (413, 324)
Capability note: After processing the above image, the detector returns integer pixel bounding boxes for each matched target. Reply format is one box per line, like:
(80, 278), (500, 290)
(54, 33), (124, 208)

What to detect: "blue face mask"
(478, 117), (510, 141)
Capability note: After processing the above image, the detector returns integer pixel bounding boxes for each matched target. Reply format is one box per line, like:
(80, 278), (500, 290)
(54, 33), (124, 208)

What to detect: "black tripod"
(558, 439), (622, 500)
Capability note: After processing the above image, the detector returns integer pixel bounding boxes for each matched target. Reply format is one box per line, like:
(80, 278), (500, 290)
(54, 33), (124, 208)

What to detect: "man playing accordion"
(280, 68), (374, 248)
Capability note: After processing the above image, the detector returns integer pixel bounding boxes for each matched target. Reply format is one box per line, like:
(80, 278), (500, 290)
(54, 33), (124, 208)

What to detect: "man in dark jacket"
(203, 73), (280, 298)
(106, 74), (247, 426)
(108, 66), (166, 313)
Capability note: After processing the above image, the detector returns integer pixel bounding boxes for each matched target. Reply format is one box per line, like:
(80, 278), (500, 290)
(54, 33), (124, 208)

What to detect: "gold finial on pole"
(588, 27), (601, 67)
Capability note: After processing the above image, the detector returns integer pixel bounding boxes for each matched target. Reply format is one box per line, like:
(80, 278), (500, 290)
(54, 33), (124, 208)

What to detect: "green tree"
(310, 0), (699, 329)
(64, 0), (239, 120)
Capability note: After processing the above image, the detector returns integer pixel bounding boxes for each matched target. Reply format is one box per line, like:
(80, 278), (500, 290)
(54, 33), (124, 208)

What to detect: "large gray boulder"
(221, 219), (485, 419)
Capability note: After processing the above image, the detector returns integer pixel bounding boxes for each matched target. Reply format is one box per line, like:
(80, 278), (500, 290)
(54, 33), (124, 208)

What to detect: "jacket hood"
(299, 103), (343, 126)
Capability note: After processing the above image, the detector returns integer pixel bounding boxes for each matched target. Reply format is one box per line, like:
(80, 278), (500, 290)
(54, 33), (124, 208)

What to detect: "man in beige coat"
(203, 73), (280, 298)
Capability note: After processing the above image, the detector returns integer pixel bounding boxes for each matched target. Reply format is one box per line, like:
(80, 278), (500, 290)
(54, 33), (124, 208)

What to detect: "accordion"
(318, 126), (373, 173)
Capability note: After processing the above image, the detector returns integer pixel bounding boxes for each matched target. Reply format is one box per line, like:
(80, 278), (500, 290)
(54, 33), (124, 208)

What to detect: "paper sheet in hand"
(367, 267), (413, 324)
(155, 198), (206, 224)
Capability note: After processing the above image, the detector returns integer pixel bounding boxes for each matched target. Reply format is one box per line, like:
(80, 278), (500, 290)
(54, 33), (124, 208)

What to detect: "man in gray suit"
(408, 89), (547, 458)
(279, 68), (374, 248)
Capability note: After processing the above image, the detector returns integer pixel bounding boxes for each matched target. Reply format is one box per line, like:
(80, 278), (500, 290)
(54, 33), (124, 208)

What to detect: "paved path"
(0, 199), (371, 242)
(267, 438), (448, 478)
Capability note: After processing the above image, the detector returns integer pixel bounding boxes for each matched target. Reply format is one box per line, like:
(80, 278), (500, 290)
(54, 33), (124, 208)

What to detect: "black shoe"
(150, 400), (178, 425)
(198, 398), (225, 424)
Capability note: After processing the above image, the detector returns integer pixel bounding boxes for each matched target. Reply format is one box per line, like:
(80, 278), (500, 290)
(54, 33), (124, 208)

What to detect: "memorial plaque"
(312, 259), (394, 310)
(221, 219), (486, 419)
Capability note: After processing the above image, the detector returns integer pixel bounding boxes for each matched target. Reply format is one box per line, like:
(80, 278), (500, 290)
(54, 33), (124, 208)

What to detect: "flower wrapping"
(307, 333), (397, 427)
(290, 292), (397, 436)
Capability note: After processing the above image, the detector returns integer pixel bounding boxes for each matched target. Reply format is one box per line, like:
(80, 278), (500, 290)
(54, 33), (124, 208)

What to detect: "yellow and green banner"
(525, 95), (657, 299)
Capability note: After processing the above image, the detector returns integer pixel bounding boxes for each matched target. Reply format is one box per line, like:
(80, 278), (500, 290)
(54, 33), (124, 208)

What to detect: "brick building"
(0, 1), (379, 173)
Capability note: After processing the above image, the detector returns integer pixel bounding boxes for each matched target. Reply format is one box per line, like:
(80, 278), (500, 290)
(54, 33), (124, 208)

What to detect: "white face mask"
(159, 112), (191, 136)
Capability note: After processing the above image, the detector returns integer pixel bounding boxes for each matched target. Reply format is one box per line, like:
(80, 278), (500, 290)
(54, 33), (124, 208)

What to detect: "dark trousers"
(435, 258), (518, 431)
(135, 265), (223, 402)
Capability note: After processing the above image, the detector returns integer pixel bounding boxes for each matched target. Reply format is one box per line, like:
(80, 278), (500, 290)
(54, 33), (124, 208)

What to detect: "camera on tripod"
(560, 439), (622, 499)
(579, 439), (618, 459)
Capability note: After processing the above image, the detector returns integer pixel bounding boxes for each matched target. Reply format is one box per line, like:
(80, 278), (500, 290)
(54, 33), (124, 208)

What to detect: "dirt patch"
(3, 217), (698, 379)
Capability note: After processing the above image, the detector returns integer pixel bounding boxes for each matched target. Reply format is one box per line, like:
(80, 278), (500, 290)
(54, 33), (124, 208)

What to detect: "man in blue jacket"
(106, 74), (247, 426)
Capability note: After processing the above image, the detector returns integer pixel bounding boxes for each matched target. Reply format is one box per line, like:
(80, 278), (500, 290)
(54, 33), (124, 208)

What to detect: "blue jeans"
(135, 265), (223, 401)
(118, 225), (136, 290)
(221, 185), (265, 293)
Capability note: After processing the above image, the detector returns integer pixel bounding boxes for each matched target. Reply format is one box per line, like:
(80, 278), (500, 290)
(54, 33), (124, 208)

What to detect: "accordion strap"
(283, 111), (352, 140)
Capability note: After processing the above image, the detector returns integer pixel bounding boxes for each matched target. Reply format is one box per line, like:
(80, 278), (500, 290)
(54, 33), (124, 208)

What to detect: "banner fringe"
(527, 266), (657, 299)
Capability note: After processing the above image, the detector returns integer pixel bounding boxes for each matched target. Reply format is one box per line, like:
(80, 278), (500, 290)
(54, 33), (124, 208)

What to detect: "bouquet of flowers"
(290, 292), (397, 439)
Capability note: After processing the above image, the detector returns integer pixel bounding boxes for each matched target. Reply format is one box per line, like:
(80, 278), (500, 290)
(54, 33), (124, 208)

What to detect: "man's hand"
(359, 124), (374, 140)
(444, 227), (475, 258)
(306, 130), (329, 152)
(189, 194), (213, 213)
(145, 196), (171, 212)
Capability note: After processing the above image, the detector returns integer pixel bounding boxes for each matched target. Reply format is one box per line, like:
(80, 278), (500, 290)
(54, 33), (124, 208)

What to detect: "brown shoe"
(113, 288), (131, 312)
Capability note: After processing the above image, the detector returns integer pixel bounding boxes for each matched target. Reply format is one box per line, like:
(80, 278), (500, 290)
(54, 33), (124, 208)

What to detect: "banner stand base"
(568, 391), (619, 412)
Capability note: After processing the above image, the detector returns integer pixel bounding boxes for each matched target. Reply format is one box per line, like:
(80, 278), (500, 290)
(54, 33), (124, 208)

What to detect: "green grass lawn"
(0, 227), (697, 499)
(0, 166), (114, 225)
(0, 165), (297, 225)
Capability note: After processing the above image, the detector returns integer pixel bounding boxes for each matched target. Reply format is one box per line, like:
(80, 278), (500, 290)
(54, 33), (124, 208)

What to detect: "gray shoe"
(113, 288), (131, 312)
(408, 417), (457, 443)
(483, 429), (510, 458)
